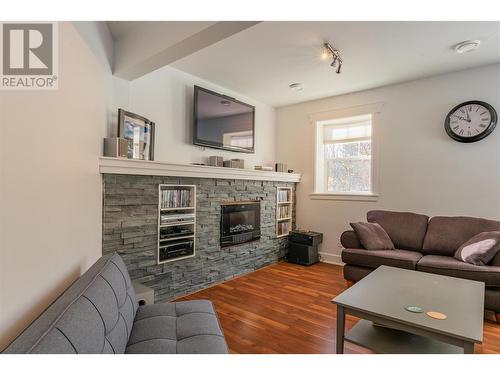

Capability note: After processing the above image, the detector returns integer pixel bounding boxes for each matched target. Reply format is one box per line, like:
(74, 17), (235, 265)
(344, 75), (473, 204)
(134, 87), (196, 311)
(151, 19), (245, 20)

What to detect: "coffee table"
(332, 266), (484, 354)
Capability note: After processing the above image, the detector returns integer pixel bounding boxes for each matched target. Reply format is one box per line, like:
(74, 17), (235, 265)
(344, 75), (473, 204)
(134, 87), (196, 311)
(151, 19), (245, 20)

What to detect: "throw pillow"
(454, 231), (500, 266)
(350, 222), (395, 250)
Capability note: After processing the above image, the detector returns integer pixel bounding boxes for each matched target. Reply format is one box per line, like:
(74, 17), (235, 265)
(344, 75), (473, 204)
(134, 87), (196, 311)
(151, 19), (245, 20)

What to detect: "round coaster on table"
(405, 306), (424, 313)
(427, 311), (447, 320)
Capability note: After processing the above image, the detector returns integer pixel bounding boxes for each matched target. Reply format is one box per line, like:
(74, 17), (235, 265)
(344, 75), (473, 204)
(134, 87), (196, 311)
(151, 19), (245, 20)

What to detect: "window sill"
(309, 192), (379, 202)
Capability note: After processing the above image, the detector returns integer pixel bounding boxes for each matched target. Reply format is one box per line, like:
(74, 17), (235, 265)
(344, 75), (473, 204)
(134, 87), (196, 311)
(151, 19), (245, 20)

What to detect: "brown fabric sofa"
(341, 210), (500, 320)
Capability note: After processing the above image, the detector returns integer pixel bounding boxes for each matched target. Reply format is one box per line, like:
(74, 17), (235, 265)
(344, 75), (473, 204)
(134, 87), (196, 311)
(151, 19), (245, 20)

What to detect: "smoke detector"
(289, 83), (304, 92)
(454, 40), (481, 54)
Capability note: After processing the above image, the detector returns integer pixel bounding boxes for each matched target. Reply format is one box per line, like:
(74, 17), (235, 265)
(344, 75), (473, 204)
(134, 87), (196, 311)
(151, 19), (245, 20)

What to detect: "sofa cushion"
(417, 255), (500, 287)
(342, 248), (423, 270)
(125, 300), (228, 354)
(3, 253), (138, 354)
(422, 216), (500, 256)
(367, 210), (429, 251)
(454, 231), (500, 266)
(350, 222), (395, 250)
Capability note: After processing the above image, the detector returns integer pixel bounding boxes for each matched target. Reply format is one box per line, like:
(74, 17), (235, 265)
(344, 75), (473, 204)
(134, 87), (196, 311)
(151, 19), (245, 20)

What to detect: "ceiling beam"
(113, 21), (260, 80)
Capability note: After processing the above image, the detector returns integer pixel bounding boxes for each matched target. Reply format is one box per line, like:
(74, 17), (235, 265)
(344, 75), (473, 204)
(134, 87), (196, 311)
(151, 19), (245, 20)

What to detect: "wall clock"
(444, 100), (497, 143)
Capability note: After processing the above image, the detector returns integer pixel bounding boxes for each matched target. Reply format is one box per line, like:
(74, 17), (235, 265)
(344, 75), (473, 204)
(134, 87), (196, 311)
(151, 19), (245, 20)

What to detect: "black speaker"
(287, 242), (319, 266)
(287, 230), (323, 266)
(288, 231), (323, 246)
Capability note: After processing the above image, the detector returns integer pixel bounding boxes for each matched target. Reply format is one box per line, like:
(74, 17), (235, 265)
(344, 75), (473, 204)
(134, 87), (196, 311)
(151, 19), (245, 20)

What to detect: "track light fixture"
(322, 42), (342, 74)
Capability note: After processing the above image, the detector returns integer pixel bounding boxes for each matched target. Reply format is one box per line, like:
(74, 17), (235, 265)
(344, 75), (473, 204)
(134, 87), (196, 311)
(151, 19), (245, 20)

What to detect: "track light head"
(322, 42), (343, 74)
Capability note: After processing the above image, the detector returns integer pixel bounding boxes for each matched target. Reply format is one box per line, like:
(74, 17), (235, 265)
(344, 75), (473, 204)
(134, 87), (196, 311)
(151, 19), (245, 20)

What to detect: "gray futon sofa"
(3, 253), (228, 354)
(341, 210), (500, 319)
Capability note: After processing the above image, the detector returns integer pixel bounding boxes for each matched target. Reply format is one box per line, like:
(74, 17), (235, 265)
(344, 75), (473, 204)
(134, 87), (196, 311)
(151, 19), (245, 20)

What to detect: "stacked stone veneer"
(102, 174), (296, 302)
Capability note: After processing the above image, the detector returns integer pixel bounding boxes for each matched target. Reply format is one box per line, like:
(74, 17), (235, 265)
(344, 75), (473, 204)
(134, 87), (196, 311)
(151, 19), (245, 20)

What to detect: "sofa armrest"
(340, 230), (363, 249)
(491, 252), (500, 267)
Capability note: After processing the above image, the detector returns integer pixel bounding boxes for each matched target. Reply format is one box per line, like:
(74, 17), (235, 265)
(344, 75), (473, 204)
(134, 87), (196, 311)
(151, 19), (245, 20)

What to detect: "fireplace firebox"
(220, 201), (261, 247)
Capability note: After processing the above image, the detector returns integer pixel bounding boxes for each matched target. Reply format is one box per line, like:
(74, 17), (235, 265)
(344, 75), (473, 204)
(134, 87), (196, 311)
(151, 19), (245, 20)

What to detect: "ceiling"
(169, 21), (500, 107)
(107, 21), (260, 80)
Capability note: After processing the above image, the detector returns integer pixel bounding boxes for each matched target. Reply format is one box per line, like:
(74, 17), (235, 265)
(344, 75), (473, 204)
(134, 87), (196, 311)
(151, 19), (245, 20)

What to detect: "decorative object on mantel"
(103, 137), (128, 158)
(223, 159), (244, 169)
(118, 108), (155, 160)
(288, 169), (294, 173)
(275, 163), (287, 172)
(254, 166), (273, 171)
(208, 156), (224, 167)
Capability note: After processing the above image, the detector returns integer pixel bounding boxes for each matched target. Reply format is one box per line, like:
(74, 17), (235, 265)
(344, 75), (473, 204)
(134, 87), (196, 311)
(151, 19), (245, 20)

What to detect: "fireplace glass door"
(221, 201), (261, 247)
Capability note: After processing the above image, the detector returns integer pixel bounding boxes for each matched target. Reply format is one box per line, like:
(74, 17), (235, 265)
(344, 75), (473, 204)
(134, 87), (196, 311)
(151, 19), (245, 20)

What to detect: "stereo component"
(287, 230), (323, 266)
(158, 239), (194, 262)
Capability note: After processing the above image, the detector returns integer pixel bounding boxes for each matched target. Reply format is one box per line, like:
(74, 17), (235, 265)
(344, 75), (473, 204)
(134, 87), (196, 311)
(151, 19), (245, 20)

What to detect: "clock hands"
(452, 114), (469, 122)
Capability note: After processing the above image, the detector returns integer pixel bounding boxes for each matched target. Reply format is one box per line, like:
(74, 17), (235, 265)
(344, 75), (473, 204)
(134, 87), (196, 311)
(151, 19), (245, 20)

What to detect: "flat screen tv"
(193, 85), (255, 153)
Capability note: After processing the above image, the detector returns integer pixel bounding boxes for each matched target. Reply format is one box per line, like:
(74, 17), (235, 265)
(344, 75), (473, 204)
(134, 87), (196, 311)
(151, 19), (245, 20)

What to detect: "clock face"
(445, 101), (497, 143)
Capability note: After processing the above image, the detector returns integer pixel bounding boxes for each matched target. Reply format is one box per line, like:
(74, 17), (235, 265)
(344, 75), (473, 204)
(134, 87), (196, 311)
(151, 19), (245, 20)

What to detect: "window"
(315, 114), (376, 197)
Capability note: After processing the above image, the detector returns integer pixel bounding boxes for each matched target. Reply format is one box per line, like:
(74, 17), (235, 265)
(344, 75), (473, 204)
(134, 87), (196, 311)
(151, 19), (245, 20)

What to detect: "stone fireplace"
(220, 201), (261, 247)
(100, 158), (299, 303)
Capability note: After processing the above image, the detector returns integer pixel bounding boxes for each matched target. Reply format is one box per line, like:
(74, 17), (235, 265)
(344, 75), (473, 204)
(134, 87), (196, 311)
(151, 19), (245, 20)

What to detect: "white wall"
(125, 66), (276, 167)
(0, 22), (111, 350)
(0, 24), (276, 350)
(276, 64), (500, 264)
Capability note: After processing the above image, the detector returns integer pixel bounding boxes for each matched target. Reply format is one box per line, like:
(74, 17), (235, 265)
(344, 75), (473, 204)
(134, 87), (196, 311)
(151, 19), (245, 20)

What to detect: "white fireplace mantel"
(98, 157), (301, 183)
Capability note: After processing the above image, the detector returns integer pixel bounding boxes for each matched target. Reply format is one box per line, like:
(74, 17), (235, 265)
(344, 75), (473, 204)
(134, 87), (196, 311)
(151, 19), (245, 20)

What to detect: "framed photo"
(118, 109), (155, 160)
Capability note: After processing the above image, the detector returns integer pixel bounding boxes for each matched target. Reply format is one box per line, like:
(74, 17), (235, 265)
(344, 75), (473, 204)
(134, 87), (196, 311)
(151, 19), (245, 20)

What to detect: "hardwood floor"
(175, 261), (500, 354)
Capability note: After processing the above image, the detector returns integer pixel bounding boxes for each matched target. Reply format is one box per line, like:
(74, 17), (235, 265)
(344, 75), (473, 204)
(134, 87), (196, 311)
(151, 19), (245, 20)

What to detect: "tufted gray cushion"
(126, 300), (228, 354)
(3, 253), (138, 354)
(3, 253), (229, 354)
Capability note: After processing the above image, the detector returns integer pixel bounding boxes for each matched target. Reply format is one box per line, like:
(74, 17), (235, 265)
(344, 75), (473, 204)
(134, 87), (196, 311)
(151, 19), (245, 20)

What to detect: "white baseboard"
(318, 252), (344, 266)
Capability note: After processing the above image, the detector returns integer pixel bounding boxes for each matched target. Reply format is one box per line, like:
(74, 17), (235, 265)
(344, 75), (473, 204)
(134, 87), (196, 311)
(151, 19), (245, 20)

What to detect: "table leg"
(463, 341), (474, 354)
(336, 305), (345, 354)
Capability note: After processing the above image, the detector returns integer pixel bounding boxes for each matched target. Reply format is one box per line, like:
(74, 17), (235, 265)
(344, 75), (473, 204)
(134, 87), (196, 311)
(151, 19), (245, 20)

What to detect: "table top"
(332, 266), (484, 342)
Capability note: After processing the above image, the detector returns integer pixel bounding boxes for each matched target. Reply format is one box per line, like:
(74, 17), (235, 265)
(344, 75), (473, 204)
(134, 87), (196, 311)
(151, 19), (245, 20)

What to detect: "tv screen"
(193, 86), (255, 153)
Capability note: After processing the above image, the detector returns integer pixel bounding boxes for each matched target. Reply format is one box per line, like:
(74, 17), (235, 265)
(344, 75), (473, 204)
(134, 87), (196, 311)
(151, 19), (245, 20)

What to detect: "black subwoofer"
(287, 230), (323, 266)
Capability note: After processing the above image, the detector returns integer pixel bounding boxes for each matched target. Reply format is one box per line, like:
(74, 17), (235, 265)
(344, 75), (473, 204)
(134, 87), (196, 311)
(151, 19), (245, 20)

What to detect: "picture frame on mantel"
(118, 108), (155, 161)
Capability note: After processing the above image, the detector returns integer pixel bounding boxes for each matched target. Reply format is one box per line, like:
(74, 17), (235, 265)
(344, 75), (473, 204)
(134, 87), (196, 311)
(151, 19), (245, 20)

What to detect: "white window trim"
(309, 102), (384, 201)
